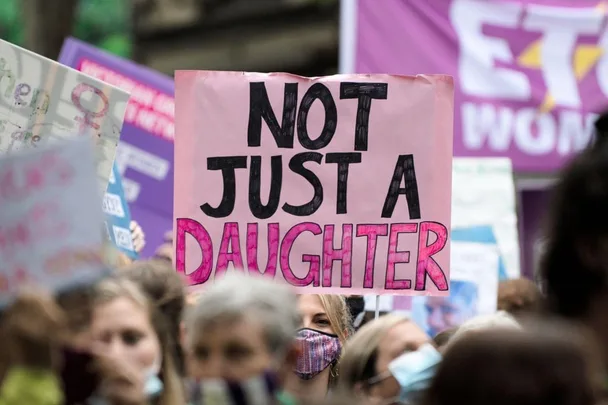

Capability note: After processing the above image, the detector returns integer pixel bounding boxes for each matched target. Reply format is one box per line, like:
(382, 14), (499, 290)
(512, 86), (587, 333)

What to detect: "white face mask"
(189, 372), (279, 405)
(144, 357), (163, 398)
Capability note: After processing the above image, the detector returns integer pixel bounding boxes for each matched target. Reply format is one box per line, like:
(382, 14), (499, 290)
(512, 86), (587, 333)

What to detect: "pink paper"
(174, 71), (454, 295)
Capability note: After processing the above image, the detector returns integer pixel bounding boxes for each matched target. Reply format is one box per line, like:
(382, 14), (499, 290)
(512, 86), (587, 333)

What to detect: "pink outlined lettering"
(322, 224), (353, 288)
(71, 83), (109, 133)
(356, 224), (389, 288)
(175, 218), (213, 285)
(385, 223), (418, 290)
(415, 221), (449, 291)
(246, 223), (279, 278)
(280, 222), (322, 287)
(216, 222), (245, 277)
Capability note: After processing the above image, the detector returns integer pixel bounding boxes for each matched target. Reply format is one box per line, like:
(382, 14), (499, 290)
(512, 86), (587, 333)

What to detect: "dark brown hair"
(424, 323), (600, 405)
(497, 278), (542, 316)
(539, 113), (608, 318)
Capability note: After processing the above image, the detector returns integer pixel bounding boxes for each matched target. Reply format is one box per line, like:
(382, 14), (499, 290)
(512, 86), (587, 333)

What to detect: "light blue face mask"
(144, 362), (164, 399)
(388, 343), (441, 403)
(368, 343), (441, 405)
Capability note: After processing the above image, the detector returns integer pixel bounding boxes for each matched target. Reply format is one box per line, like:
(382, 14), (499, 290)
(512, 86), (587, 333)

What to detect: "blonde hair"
(93, 278), (186, 405)
(336, 314), (408, 393)
(318, 295), (352, 344)
(315, 295), (352, 387)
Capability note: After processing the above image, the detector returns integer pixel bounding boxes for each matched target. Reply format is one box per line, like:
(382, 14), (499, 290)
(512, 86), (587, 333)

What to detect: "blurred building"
(133, 0), (339, 76)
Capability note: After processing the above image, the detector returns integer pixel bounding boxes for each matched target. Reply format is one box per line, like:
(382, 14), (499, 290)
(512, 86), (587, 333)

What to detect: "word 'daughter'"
(174, 71), (454, 295)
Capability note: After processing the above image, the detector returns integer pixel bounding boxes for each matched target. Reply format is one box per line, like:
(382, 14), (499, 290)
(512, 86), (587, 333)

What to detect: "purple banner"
(353, 0), (608, 172)
(59, 37), (174, 257)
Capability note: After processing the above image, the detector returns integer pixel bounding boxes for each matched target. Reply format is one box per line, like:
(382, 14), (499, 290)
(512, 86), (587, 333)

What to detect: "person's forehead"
(381, 322), (428, 354)
(298, 295), (325, 314)
(93, 298), (149, 328)
(191, 316), (267, 345)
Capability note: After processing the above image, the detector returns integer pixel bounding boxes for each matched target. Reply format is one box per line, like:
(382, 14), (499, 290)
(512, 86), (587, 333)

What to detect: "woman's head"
(425, 324), (601, 405)
(119, 259), (186, 374)
(185, 273), (300, 382)
(286, 295), (352, 400)
(91, 278), (185, 405)
(298, 294), (352, 344)
(91, 278), (161, 372)
(337, 314), (430, 401)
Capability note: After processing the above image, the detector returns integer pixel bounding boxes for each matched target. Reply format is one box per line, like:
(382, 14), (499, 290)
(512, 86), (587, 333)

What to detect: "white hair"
(186, 273), (301, 358)
(448, 311), (521, 347)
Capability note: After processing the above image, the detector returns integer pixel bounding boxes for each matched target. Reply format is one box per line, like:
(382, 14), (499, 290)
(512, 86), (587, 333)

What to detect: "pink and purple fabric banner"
(351, 0), (608, 172)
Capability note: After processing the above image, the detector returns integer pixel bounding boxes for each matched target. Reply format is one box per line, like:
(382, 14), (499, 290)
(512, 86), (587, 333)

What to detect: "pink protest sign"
(174, 72), (454, 295)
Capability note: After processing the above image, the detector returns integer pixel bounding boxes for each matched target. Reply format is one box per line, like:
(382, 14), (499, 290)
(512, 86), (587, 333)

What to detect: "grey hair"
(185, 273), (301, 358)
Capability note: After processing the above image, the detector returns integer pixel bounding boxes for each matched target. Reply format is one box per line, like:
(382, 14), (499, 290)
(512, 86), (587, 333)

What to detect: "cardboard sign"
(175, 71), (454, 295)
(0, 138), (106, 307)
(0, 39), (129, 195)
(103, 162), (137, 259)
(59, 37), (174, 257)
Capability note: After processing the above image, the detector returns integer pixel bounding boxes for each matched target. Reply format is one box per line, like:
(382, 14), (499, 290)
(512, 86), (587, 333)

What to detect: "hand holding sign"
(174, 72), (454, 295)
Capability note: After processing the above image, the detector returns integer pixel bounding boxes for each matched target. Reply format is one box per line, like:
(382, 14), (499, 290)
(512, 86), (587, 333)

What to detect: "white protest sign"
(451, 158), (520, 278)
(0, 39), (129, 194)
(449, 241), (500, 315)
(0, 138), (106, 307)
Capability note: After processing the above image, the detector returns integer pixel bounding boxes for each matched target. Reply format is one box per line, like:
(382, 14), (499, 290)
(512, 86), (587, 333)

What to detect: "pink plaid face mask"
(294, 328), (342, 380)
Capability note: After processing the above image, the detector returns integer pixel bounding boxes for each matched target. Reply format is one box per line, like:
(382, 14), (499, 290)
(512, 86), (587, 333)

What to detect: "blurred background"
(3, 0), (601, 287)
(0, 0), (339, 76)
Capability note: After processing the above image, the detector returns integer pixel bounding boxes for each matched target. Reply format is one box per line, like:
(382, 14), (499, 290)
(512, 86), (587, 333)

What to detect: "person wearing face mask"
(284, 295), (352, 401)
(90, 278), (186, 405)
(336, 314), (440, 405)
(184, 273), (301, 405)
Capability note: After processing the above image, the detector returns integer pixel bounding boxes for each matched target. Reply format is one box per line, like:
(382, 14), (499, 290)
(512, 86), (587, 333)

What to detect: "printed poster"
(0, 39), (129, 194)
(104, 163), (137, 259)
(0, 138), (107, 307)
(411, 225), (500, 337)
(59, 37), (174, 257)
(349, 0), (608, 172)
(174, 71), (454, 295)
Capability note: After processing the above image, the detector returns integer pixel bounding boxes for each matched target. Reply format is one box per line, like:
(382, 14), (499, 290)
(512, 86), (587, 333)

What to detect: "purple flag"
(351, 0), (608, 172)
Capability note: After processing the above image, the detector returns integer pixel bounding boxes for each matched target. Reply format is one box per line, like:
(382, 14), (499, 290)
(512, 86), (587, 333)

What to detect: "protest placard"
(175, 71), (454, 295)
(411, 226), (500, 336)
(103, 162), (137, 259)
(0, 138), (106, 308)
(0, 39), (129, 195)
(59, 37), (174, 257)
(452, 158), (519, 278)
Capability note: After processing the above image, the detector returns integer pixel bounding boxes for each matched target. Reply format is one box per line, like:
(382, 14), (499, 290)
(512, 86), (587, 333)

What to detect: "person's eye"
(122, 330), (143, 346)
(194, 346), (209, 360)
(225, 345), (252, 361)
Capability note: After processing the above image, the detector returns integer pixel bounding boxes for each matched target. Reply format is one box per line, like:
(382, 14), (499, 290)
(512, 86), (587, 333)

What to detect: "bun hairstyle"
(539, 111), (608, 319)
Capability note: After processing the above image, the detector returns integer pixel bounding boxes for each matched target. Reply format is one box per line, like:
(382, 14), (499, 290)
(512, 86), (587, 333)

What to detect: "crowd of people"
(3, 115), (608, 405)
